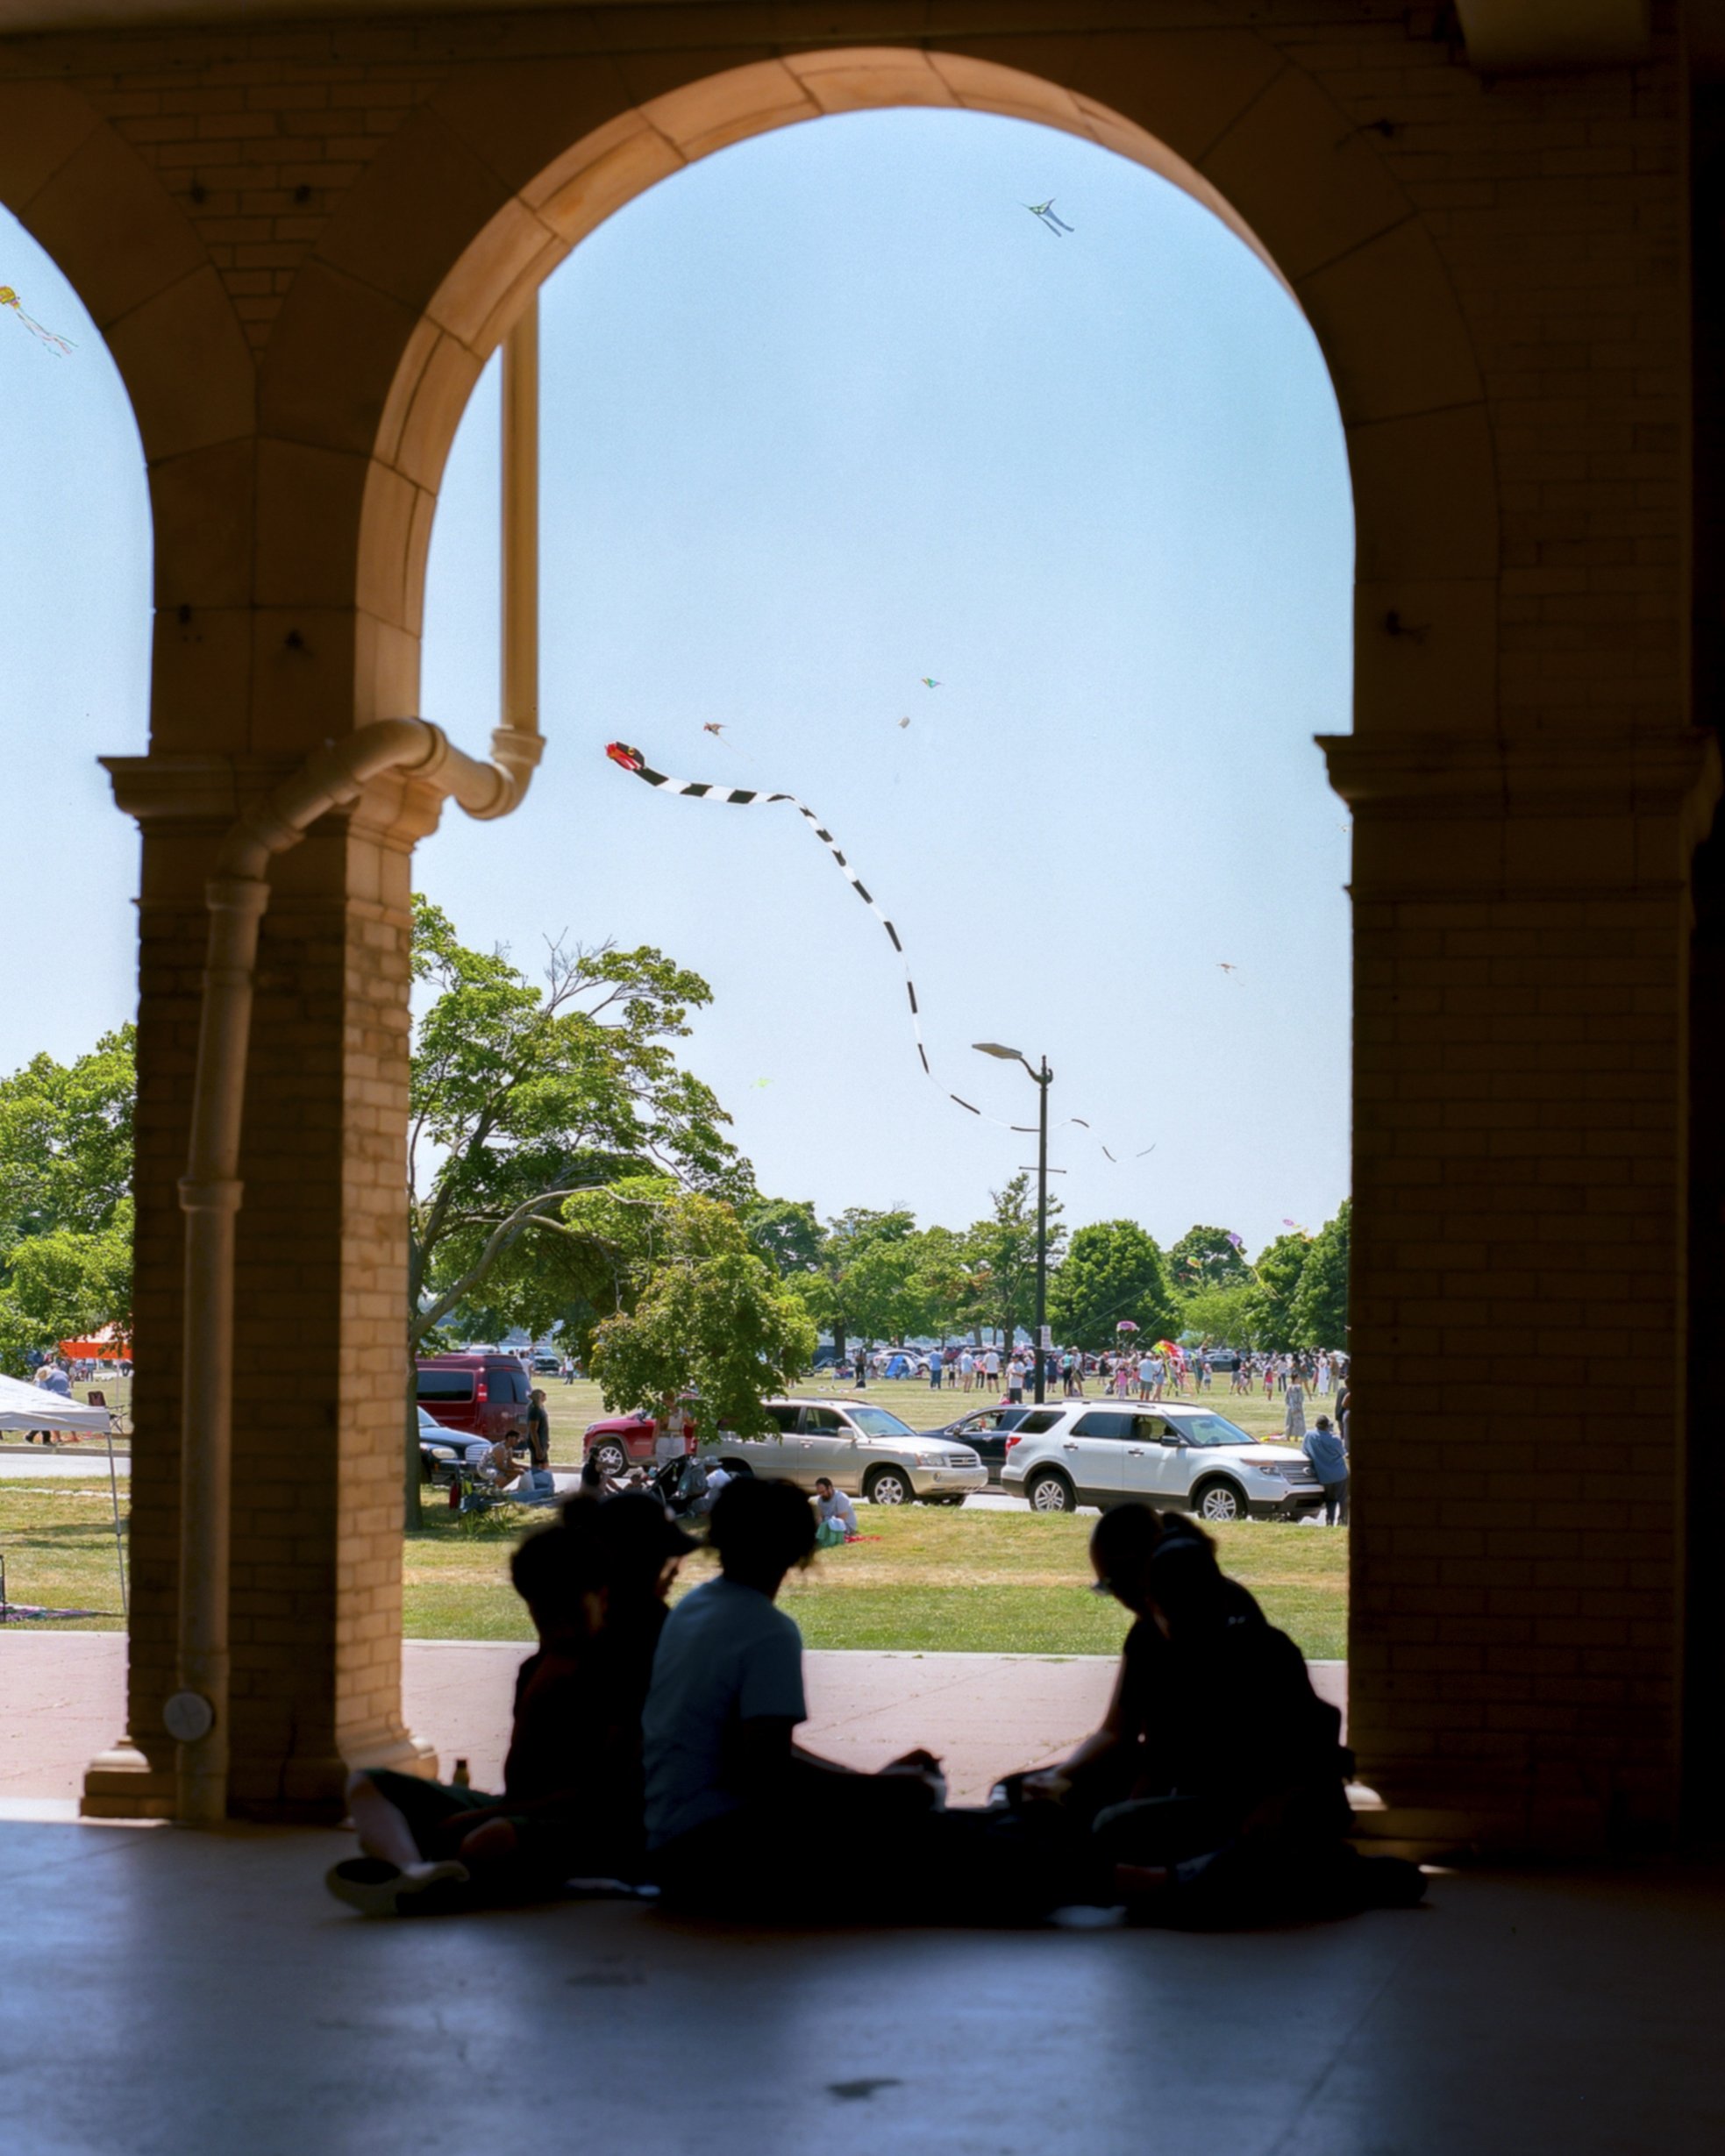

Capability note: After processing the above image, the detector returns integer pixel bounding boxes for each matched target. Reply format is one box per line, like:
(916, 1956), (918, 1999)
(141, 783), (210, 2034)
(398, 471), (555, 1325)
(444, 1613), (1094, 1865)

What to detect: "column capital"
(103, 751), (451, 855)
(1319, 728), (1721, 824)
(1320, 729), (1722, 898)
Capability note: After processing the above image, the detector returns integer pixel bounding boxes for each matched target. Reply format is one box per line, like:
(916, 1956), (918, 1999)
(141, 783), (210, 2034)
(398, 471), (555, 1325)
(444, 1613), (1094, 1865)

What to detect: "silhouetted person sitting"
(326, 1495), (695, 1916)
(1016, 1505), (1422, 1922)
(643, 1476), (943, 1918)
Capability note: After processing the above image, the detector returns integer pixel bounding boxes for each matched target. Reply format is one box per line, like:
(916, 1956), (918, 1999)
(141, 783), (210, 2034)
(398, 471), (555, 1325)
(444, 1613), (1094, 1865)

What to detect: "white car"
(1000, 1402), (1325, 1522)
(712, 1398), (987, 1506)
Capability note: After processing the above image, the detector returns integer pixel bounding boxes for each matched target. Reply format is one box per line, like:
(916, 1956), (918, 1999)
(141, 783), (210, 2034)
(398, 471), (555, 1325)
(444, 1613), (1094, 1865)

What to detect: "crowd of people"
(850, 1341), (1347, 1406)
(325, 1478), (1419, 1928)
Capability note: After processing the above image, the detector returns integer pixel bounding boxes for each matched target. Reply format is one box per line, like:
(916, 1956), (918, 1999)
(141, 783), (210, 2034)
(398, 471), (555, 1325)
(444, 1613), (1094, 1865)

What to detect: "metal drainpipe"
(166, 300), (543, 1824)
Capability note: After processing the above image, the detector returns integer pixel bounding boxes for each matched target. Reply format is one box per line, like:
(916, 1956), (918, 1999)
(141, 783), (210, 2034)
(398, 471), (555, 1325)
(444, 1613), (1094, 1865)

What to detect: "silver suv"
(1000, 1402), (1324, 1522)
(714, 1398), (987, 1506)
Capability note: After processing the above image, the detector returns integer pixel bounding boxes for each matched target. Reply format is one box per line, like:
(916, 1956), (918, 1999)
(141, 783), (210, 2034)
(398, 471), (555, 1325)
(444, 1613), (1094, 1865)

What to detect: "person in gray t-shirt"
(643, 1479), (944, 1913)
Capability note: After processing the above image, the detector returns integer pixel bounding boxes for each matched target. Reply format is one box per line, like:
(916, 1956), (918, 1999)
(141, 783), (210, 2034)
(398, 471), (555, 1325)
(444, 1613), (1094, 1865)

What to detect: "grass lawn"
(400, 1501), (1347, 1660)
(0, 1370), (1347, 1657)
(0, 1483), (130, 1627)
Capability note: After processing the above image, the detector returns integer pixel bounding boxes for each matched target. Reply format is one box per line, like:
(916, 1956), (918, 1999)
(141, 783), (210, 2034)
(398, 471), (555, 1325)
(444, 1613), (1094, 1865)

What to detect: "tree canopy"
(1289, 1200), (1349, 1348)
(1166, 1223), (1252, 1297)
(1243, 1230), (1312, 1352)
(583, 1183), (816, 1440)
(965, 1175), (1066, 1351)
(0, 1027), (134, 1370)
(743, 1197), (824, 1278)
(1047, 1217), (1177, 1351)
(407, 897), (749, 1353)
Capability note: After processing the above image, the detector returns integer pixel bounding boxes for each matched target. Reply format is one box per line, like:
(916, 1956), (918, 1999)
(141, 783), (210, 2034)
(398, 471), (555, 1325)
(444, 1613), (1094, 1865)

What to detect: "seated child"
(644, 1476), (945, 1918)
(325, 1494), (694, 1915)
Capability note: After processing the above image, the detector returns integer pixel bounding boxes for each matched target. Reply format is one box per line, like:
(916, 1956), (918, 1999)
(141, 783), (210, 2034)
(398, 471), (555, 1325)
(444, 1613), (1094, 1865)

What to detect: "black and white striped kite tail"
(606, 740), (939, 1083)
(604, 740), (1155, 1155)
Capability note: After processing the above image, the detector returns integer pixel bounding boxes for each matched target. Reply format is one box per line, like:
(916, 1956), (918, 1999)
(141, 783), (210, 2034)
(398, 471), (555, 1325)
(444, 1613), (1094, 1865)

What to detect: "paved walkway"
(0, 1444), (130, 1479)
(0, 1631), (1347, 1805)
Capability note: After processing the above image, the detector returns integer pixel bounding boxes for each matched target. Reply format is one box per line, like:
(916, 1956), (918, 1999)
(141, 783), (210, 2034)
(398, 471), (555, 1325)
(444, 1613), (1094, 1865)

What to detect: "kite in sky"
(702, 722), (725, 736)
(604, 739), (1158, 1163)
(920, 677), (940, 689)
(606, 740), (937, 1078)
(1025, 200), (1074, 237)
(0, 286), (74, 355)
(898, 717), (911, 729)
(1217, 962), (1238, 976)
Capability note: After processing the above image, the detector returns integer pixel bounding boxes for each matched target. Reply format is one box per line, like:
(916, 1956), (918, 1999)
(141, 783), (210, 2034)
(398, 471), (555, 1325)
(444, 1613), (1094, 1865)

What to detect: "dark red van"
(415, 1353), (531, 1446)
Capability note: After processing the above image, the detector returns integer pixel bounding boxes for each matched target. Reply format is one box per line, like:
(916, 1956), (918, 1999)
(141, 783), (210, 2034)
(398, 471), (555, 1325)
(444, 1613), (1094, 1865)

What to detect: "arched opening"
(396, 101), (1356, 1781)
(0, 203), (148, 1711)
(274, 40), (1495, 1806)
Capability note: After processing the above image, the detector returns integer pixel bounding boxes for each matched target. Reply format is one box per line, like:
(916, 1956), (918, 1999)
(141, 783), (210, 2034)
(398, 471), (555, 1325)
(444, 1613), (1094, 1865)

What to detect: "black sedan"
(917, 1404), (1063, 1486)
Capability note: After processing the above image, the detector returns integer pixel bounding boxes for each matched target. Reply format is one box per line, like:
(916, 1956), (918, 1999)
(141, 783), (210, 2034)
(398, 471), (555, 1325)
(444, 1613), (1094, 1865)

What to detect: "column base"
(82, 1738), (175, 1821)
(82, 1728), (438, 1825)
(1351, 1760), (1679, 1861)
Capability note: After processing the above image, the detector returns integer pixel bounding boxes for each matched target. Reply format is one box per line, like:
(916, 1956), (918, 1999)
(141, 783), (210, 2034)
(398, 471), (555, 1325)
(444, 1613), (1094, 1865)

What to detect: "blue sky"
(1, 107), (1353, 1254)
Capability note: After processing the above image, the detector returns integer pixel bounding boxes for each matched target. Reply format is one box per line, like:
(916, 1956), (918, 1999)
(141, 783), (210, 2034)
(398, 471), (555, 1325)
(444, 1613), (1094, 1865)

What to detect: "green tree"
(585, 1185), (816, 1441)
(1289, 1200), (1350, 1348)
(845, 1233), (925, 1348)
(788, 1207), (917, 1362)
(1046, 1218), (1177, 1352)
(1166, 1223), (1252, 1298)
(965, 1176), (1066, 1353)
(407, 897), (748, 1353)
(0, 1027), (135, 1371)
(908, 1224), (973, 1346)
(1245, 1231), (1311, 1352)
(743, 1197), (824, 1278)
(1178, 1278), (1262, 1349)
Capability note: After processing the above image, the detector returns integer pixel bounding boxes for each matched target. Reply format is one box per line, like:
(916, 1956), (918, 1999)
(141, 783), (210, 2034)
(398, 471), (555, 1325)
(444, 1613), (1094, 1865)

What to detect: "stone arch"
(0, 78), (258, 751)
(254, 36), (1495, 744)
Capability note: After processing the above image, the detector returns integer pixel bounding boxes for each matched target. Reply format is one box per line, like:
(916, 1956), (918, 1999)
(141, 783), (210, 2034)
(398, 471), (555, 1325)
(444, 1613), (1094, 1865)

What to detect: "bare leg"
(454, 1817), (521, 1880)
(346, 1772), (424, 1870)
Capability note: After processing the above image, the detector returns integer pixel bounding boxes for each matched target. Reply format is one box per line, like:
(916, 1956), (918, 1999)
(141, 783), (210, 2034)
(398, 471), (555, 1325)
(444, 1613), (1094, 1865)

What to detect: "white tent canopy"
(0, 1370), (110, 1434)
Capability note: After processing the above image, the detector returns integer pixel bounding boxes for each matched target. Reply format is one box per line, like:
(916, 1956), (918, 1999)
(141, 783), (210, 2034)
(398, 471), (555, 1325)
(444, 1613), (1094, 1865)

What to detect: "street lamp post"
(973, 1042), (1054, 1405)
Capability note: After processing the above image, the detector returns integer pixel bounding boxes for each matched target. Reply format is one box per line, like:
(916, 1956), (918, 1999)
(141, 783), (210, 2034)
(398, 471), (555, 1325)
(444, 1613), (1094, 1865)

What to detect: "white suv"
(1000, 1402), (1324, 1522)
(713, 1398), (987, 1506)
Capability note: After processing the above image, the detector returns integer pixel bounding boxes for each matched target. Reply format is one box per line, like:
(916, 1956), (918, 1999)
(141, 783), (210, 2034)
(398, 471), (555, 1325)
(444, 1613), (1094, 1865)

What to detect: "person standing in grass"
(1303, 1416), (1349, 1525)
(1282, 1370), (1307, 1441)
(526, 1389), (551, 1470)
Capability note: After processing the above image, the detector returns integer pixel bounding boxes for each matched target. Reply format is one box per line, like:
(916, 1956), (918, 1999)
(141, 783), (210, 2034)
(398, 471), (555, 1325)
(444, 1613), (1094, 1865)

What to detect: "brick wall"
(7, 1), (1707, 1838)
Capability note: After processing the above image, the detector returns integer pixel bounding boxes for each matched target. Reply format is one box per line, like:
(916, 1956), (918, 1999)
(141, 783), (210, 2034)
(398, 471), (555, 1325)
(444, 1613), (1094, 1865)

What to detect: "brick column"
(1325, 729), (1721, 1850)
(84, 756), (441, 1821)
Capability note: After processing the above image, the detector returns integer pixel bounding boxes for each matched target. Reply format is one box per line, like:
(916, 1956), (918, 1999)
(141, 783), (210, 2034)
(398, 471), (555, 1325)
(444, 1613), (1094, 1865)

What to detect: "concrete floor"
(7, 1817), (1723, 2155)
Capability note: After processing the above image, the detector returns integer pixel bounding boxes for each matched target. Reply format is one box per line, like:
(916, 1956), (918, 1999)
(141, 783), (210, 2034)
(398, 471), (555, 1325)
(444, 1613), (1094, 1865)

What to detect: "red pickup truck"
(582, 1403), (696, 1478)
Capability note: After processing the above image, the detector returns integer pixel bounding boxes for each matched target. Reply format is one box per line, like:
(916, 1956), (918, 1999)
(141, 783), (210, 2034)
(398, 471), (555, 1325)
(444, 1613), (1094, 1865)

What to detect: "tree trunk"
(403, 1363), (423, 1530)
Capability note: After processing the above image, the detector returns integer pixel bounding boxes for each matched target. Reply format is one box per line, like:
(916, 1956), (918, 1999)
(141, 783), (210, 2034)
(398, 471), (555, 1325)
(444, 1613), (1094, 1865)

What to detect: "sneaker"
(324, 1856), (469, 1917)
(1356, 1854), (1428, 1909)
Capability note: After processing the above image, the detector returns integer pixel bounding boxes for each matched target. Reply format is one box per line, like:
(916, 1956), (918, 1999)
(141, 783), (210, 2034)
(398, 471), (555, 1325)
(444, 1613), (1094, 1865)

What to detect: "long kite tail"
(0, 288), (74, 355)
(605, 741), (936, 1081)
(603, 739), (1155, 1157)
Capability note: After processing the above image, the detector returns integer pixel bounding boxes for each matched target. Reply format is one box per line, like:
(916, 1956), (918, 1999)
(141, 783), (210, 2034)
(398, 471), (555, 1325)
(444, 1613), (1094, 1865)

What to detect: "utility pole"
(1034, 1055), (1050, 1405)
(973, 1042), (1055, 1405)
